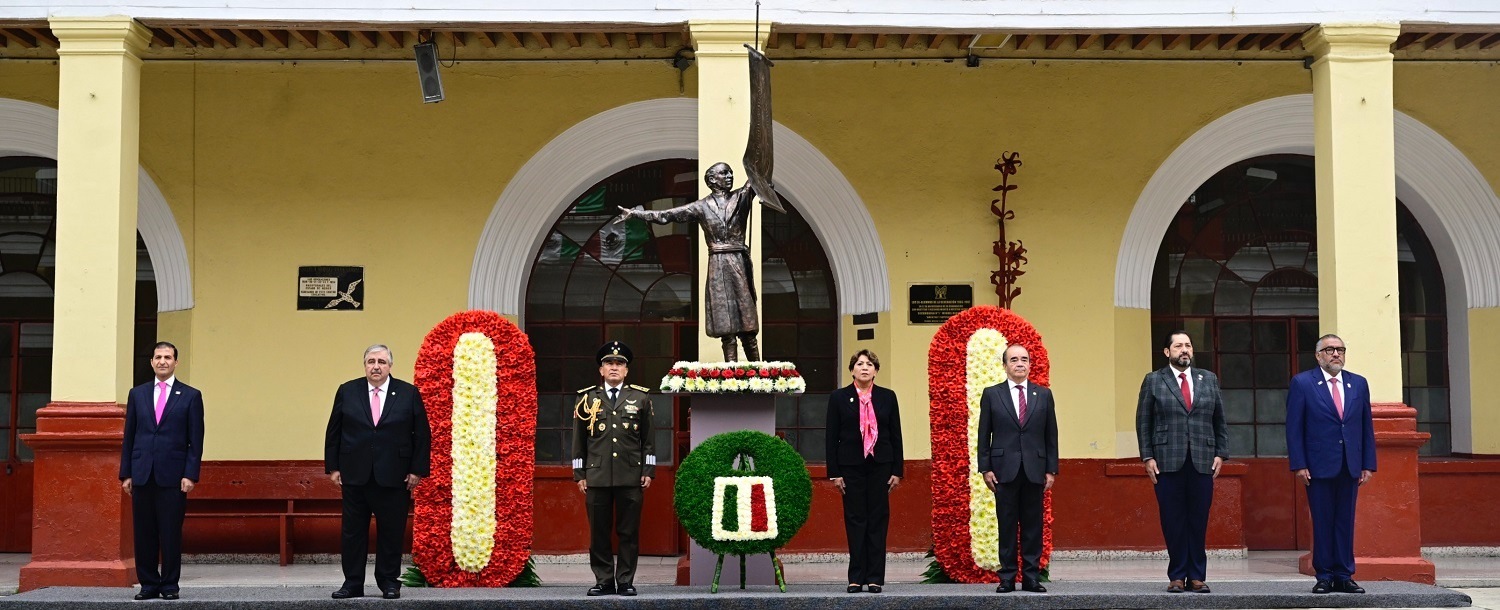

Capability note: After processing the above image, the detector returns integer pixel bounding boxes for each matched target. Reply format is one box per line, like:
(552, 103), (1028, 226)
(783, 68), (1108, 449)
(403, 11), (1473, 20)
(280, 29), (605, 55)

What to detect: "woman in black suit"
(826, 349), (904, 593)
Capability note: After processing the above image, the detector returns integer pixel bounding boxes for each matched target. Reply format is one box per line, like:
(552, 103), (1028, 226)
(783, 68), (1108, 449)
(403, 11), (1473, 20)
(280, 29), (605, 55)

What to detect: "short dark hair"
(153, 341), (178, 359)
(848, 349), (880, 371)
(1161, 330), (1192, 350)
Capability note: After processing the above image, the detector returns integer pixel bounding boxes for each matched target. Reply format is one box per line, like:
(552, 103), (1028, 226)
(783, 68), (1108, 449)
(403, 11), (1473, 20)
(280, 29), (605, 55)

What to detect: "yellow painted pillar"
(1302, 23), (1434, 583)
(1305, 23), (1403, 397)
(689, 21), (769, 362)
(18, 16), (149, 591)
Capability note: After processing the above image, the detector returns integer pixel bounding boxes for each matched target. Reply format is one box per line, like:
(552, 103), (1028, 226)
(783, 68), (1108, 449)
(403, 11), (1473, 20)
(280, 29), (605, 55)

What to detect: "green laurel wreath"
(674, 430), (813, 556)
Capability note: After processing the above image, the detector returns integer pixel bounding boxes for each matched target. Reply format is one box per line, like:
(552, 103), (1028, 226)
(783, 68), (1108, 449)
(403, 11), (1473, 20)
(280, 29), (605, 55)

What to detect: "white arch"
(1115, 93), (1500, 453)
(0, 97), (193, 312)
(468, 97), (890, 316)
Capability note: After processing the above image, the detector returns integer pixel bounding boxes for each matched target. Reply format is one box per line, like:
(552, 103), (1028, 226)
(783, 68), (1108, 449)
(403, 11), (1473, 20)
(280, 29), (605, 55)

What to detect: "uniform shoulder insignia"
(576, 385), (597, 394)
(628, 384), (651, 392)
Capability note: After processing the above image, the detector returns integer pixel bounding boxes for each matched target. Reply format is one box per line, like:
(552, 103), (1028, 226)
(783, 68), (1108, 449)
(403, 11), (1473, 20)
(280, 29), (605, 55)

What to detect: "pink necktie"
(1180, 372), (1193, 412)
(154, 381), (168, 424)
(1330, 377), (1344, 419)
(371, 387), (382, 425)
(1016, 384), (1028, 423)
(858, 388), (878, 458)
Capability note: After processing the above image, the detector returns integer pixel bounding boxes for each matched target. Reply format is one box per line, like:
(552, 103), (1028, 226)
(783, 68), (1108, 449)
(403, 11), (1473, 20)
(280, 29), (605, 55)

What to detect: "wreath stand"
(708, 451), (788, 594)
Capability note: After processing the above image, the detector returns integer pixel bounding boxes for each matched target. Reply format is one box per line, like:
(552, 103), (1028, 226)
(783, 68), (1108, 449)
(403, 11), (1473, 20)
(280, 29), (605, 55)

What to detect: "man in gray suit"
(978, 344), (1058, 593)
(1135, 330), (1228, 593)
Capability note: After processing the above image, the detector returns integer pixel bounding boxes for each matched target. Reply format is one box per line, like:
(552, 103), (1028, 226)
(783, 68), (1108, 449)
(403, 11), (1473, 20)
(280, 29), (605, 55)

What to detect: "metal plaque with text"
(908, 283), (973, 324)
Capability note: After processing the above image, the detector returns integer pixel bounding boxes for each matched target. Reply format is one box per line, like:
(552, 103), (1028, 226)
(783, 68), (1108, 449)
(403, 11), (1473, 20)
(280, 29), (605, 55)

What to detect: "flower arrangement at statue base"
(407, 310), (539, 587)
(659, 361), (806, 394)
(925, 305), (1054, 584)
(674, 430), (812, 592)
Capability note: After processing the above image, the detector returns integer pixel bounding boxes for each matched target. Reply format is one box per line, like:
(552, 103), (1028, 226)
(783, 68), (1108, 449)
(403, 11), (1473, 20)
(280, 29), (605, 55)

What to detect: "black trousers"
(586, 486), (644, 588)
(994, 472), (1044, 583)
(131, 481), (187, 594)
(840, 459), (892, 585)
(340, 482), (410, 591)
(1154, 454), (1214, 582)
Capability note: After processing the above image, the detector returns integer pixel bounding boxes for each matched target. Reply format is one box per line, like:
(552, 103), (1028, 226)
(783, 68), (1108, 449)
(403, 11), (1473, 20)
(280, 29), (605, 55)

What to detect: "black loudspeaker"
(413, 41), (444, 103)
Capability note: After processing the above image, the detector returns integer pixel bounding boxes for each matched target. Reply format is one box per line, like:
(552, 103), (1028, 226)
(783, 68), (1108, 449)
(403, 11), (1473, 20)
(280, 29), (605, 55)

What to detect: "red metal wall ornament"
(989, 151), (1027, 308)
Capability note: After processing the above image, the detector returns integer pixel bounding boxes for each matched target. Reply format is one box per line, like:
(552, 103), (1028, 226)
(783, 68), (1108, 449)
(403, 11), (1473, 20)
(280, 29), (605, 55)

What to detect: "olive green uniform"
(572, 383), (656, 589)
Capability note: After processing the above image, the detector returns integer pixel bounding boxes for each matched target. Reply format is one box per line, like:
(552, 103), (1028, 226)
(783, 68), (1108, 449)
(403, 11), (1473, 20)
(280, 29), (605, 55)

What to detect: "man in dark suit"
(1135, 330), (1228, 593)
(324, 344), (431, 600)
(1286, 334), (1376, 595)
(572, 341), (655, 597)
(978, 344), (1058, 594)
(119, 341), (205, 601)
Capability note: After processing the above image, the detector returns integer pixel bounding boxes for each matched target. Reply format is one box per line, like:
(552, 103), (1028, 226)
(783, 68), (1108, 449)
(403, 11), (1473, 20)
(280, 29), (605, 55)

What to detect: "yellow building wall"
(771, 59), (1310, 458)
(7, 56), (1499, 460)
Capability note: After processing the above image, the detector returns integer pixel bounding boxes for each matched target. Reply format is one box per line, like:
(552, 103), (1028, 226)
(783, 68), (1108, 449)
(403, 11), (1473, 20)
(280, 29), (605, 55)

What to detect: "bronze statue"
(615, 47), (782, 363)
(618, 163), (769, 362)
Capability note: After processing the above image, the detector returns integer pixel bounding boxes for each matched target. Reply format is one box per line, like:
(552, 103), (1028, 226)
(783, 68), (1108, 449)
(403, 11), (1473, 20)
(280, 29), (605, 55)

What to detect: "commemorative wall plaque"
(298, 266), (364, 311)
(909, 283), (972, 324)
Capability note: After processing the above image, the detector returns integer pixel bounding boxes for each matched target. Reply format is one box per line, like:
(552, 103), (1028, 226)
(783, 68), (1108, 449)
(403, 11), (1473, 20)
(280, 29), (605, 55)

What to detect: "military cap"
(597, 340), (632, 364)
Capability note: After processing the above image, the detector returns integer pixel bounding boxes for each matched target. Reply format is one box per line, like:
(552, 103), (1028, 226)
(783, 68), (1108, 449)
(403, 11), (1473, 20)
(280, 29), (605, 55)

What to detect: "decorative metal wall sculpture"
(988, 151), (1028, 309)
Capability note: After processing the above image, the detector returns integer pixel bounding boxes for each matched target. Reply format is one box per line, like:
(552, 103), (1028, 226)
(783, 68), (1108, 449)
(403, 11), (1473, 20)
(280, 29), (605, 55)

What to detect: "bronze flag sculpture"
(617, 47), (783, 362)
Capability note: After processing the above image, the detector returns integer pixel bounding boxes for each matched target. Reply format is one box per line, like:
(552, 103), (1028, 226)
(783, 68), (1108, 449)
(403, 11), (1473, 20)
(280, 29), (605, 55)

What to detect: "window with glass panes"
(1150, 155), (1450, 457)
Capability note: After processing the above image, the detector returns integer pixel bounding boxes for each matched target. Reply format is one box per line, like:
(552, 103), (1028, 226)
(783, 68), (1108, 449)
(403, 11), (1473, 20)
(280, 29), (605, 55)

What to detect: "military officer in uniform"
(573, 341), (656, 597)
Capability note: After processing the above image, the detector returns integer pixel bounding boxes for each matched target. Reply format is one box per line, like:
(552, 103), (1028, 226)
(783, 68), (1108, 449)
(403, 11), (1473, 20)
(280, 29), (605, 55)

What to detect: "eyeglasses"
(1318, 347), (1347, 355)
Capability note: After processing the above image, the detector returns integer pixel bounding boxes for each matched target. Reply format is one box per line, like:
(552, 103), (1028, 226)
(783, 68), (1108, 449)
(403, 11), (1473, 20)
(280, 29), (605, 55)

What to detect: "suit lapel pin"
(850, 397), (855, 403)
(174, 391), (181, 395)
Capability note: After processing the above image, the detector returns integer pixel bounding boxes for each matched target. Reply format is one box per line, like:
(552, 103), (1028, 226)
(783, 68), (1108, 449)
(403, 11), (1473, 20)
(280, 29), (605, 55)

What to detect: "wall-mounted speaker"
(413, 41), (444, 103)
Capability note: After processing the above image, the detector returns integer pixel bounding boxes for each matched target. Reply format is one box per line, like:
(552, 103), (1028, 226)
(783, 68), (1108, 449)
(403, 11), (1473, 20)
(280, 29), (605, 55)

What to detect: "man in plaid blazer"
(1135, 330), (1229, 594)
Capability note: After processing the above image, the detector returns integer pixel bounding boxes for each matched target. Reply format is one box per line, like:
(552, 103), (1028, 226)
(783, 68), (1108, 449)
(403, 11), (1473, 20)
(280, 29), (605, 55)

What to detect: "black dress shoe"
(866, 584), (882, 594)
(133, 590), (159, 601)
(331, 587), (364, 599)
(619, 585), (637, 596)
(1312, 580), (1334, 594)
(996, 580), (1015, 593)
(161, 592), (180, 600)
(1022, 580), (1047, 593)
(1338, 579), (1365, 594)
(587, 584), (616, 596)
(847, 584), (862, 593)
(382, 588), (401, 599)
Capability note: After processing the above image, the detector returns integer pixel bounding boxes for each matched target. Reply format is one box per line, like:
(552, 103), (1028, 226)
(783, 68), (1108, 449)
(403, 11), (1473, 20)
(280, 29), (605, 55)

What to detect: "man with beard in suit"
(978, 344), (1058, 594)
(325, 344), (431, 600)
(1135, 330), (1228, 594)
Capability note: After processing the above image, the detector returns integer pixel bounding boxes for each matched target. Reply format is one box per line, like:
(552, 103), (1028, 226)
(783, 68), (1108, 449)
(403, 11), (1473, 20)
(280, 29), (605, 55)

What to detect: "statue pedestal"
(682, 393), (779, 587)
(1297, 403), (1434, 583)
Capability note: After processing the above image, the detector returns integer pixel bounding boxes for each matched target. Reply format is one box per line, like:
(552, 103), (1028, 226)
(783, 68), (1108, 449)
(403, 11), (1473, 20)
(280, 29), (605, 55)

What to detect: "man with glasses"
(1286, 334), (1376, 595)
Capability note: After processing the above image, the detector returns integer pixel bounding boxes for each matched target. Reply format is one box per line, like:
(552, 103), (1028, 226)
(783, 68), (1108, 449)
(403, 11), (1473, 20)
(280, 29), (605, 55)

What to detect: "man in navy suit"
(324, 344), (431, 600)
(119, 341), (205, 601)
(1286, 334), (1376, 595)
(978, 344), (1058, 594)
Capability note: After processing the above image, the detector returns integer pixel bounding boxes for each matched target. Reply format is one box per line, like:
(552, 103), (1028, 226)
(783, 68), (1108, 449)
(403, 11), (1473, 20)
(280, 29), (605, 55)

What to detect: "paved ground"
(1, 551), (1494, 609)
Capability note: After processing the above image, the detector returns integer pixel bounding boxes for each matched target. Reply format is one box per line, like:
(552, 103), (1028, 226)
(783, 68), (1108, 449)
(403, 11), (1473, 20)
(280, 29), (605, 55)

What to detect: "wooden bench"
(185, 461), (348, 565)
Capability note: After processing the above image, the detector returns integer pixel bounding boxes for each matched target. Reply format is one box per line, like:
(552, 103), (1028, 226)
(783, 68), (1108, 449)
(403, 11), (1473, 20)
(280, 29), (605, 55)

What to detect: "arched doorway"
(524, 158), (840, 555)
(0, 156), (160, 551)
(1150, 154), (1448, 550)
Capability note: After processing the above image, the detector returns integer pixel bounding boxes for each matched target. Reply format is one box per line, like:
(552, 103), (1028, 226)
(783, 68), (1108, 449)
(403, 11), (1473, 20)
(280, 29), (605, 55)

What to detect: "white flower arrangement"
(710, 476), (779, 541)
(965, 328), (1007, 571)
(658, 360), (806, 394)
(450, 332), (498, 573)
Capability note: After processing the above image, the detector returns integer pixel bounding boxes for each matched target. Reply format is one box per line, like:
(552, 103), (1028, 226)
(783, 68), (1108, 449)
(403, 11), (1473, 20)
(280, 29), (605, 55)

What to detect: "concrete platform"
(0, 581), (1473, 609)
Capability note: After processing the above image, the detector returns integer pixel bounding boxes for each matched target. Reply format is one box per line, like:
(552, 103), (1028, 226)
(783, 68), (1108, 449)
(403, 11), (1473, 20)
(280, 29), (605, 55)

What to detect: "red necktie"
(1015, 384), (1027, 423)
(1180, 372), (1192, 412)
(1330, 377), (1344, 419)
